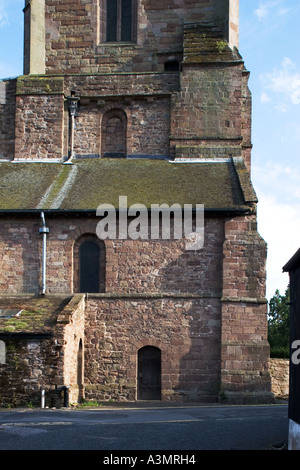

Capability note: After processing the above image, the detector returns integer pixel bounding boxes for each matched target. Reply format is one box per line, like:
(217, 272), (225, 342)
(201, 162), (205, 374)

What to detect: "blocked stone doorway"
(137, 346), (161, 400)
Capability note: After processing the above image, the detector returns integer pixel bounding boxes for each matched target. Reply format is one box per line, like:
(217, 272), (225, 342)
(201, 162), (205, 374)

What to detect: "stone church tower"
(0, 0), (273, 406)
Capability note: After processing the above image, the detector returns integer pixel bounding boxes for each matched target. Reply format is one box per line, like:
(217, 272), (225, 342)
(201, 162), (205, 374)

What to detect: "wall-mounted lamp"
(67, 91), (80, 117)
(65, 91), (80, 164)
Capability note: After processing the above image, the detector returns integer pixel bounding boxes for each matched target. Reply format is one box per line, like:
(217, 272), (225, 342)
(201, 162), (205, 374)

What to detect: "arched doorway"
(137, 346), (161, 400)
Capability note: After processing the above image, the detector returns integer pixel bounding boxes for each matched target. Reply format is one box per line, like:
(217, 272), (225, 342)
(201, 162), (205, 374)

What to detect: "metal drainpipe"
(39, 212), (49, 295)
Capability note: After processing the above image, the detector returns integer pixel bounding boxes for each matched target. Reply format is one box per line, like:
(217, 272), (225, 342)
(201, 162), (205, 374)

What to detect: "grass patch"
(77, 400), (104, 408)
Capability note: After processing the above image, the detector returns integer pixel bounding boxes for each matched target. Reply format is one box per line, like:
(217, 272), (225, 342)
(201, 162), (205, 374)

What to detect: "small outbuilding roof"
(0, 295), (72, 335)
(283, 248), (300, 273)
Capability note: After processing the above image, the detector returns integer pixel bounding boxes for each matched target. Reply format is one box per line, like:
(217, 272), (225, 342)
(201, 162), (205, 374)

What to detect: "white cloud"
(0, 0), (8, 27)
(280, 121), (300, 143)
(260, 57), (300, 111)
(256, 190), (300, 299)
(254, 0), (296, 26)
(252, 161), (300, 298)
(255, 2), (270, 20)
(0, 0), (24, 29)
(255, 0), (284, 21)
(278, 8), (292, 15)
(261, 92), (271, 103)
(253, 161), (300, 203)
(0, 12), (8, 28)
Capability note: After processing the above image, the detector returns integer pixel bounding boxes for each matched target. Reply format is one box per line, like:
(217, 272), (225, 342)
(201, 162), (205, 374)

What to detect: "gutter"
(0, 332), (53, 339)
(0, 207), (252, 216)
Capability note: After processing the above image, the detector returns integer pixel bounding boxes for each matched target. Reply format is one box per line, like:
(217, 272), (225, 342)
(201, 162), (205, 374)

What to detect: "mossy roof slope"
(183, 23), (242, 64)
(0, 158), (253, 211)
(0, 295), (72, 334)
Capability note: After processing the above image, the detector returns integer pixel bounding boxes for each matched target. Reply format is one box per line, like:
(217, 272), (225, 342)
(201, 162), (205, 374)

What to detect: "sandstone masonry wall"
(0, 294), (85, 407)
(269, 358), (289, 399)
(0, 0), (272, 405)
(0, 212), (272, 403)
(0, 216), (223, 296)
(13, 73), (179, 161)
(43, 0), (236, 75)
(0, 79), (16, 161)
(220, 215), (271, 403)
(55, 294), (85, 403)
(0, 336), (56, 407)
(84, 295), (222, 402)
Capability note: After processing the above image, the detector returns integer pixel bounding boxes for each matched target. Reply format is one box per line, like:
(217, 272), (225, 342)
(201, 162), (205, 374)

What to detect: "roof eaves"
(231, 157), (258, 204)
(0, 332), (53, 339)
(0, 207), (251, 216)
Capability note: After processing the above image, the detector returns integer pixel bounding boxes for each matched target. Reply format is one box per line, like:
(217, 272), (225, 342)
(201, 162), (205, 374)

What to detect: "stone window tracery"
(102, 0), (137, 43)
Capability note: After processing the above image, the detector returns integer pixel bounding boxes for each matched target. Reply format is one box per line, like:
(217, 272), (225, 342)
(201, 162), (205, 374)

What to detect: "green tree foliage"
(268, 288), (290, 358)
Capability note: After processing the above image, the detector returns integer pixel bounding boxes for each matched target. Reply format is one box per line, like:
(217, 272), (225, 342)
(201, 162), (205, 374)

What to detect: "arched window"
(101, 109), (127, 158)
(79, 240), (100, 293)
(0, 340), (6, 365)
(137, 346), (161, 400)
(74, 236), (106, 293)
(105, 0), (137, 43)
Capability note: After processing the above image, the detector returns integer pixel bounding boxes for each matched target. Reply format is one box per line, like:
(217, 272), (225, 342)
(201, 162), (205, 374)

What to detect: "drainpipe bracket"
(39, 227), (50, 234)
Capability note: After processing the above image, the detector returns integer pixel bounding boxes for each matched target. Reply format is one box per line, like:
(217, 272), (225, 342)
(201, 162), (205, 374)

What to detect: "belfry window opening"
(106, 0), (135, 42)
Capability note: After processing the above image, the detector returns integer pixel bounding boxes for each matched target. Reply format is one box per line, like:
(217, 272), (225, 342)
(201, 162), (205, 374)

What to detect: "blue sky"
(0, 0), (300, 300)
(239, 0), (300, 300)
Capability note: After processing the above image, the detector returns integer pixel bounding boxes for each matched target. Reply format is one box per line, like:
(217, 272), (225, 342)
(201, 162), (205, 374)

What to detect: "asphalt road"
(0, 403), (288, 452)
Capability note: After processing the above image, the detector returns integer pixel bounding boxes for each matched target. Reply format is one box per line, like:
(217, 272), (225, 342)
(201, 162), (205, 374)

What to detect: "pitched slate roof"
(0, 157), (256, 212)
